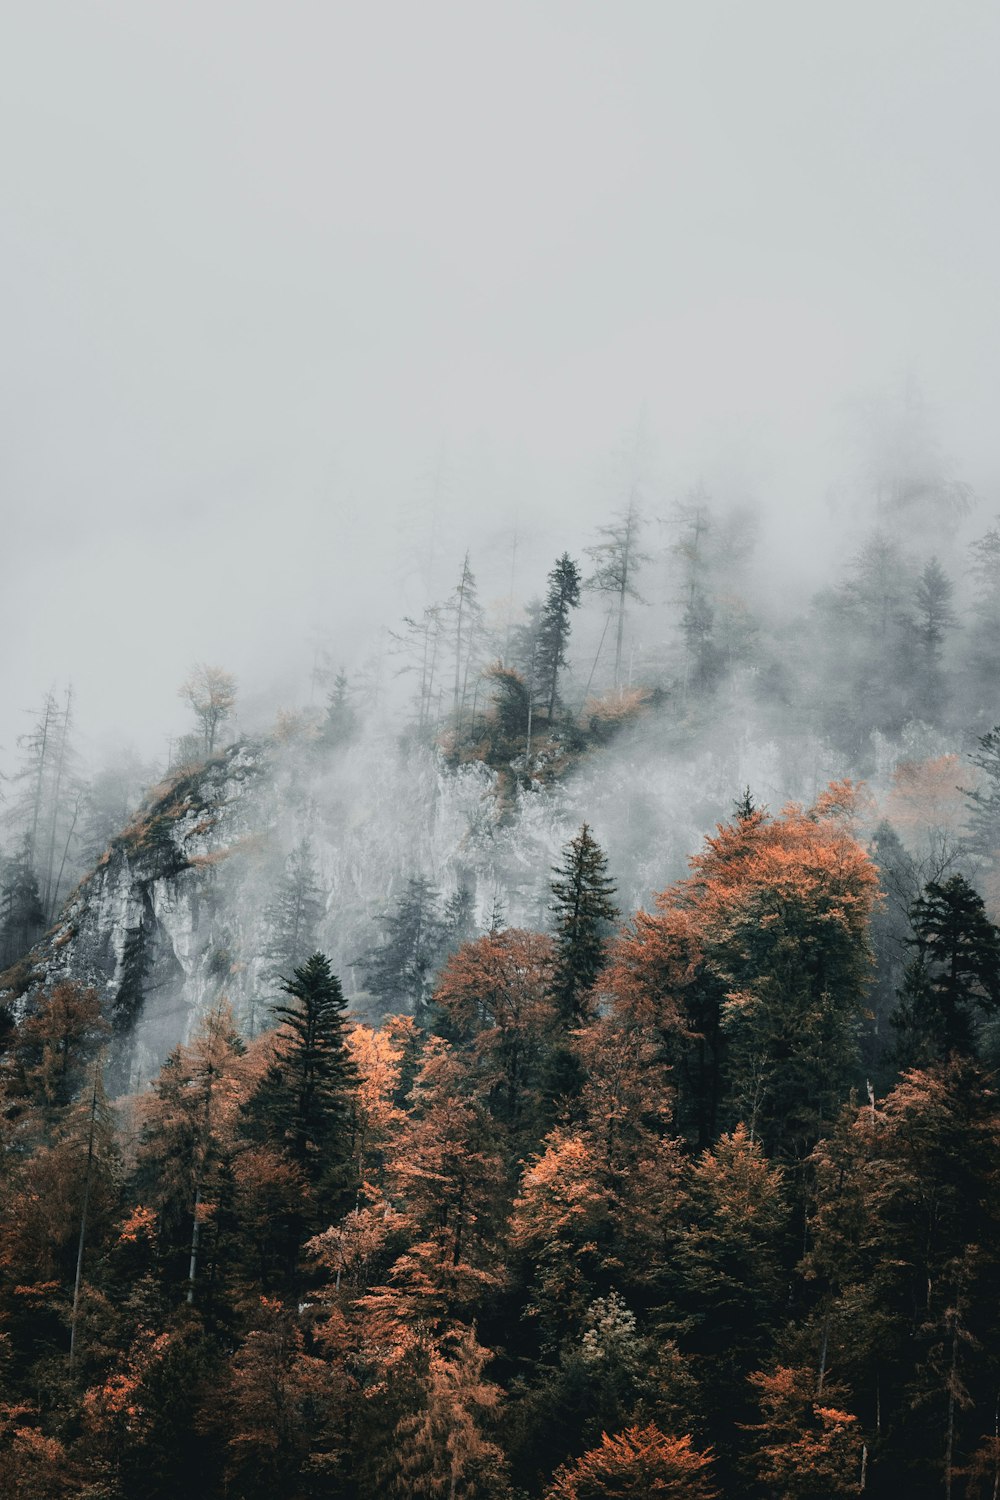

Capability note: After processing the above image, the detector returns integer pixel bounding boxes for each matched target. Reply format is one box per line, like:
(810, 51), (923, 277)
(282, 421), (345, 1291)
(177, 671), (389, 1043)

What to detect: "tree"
(817, 532), (917, 750)
(178, 665), (237, 756)
(8, 688), (82, 923)
(549, 825), (619, 1028)
(377, 1324), (508, 1499)
(323, 670), (357, 747)
(687, 786), (881, 1160)
(912, 557), (957, 723)
(447, 552), (489, 732)
(671, 491), (718, 699)
(3, 980), (106, 1129)
(746, 1365), (864, 1500)
(963, 724), (1000, 876)
(362, 877), (447, 1021)
(545, 1424), (717, 1500)
(134, 1000), (245, 1300)
(586, 501), (648, 689)
(432, 929), (554, 1140)
(264, 839), (324, 999)
(393, 605), (446, 734)
(673, 1126), (788, 1440)
(895, 874), (1000, 1060)
(966, 524), (1000, 724)
(536, 555), (583, 721)
(249, 953), (358, 1197)
(0, 835), (45, 969)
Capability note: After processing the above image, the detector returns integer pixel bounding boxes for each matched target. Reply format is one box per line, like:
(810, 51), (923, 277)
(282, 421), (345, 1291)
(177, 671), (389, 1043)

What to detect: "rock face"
(2, 744), (269, 1092)
(1, 704), (802, 1095)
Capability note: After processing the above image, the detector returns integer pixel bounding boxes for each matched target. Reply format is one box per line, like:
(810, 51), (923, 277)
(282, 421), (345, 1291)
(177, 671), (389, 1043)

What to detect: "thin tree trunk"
(945, 1311), (958, 1500)
(580, 611), (612, 719)
(42, 688), (73, 912)
(69, 1069), (100, 1371)
(49, 787), (81, 922)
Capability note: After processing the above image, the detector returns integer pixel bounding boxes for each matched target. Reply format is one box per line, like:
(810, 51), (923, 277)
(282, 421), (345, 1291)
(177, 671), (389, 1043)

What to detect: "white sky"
(3, 1), (1000, 770)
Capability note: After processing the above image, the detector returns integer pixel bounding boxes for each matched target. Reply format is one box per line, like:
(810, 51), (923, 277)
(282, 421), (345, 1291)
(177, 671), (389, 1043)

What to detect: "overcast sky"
(3, 0), (1000, 771)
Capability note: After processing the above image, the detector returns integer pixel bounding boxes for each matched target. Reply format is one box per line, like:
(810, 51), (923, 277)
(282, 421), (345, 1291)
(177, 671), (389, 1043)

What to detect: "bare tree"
(179, 665), (237, 756)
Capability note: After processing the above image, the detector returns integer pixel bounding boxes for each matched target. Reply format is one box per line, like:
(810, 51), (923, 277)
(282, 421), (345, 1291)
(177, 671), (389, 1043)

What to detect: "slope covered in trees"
(4, 794), (1000, 1498)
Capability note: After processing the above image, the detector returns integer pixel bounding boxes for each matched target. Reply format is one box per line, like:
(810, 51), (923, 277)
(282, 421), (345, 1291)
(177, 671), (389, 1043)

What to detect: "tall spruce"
(362, 876), (447, 1021)
(264, 840), (324, 988)
(0, 834), (46, 969)
(964, 724), (1000, 868)
(895, 874), (1000, 1060)
(549, 824), (619, 1026)
(536, 554), (582, 721)
(251, 952), (357, 1189)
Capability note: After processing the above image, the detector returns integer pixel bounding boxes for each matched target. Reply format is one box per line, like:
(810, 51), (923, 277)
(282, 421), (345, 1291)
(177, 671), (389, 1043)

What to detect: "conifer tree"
(362, 876), (446, 1021)
(0, 834), (45, 969)
(249, 953), (358, 1200)
(913, 557), (957, 723)
(894, 873), (1000, 1059)
(323, 670), (357, 747)
(264, 839), (324, 991)
(549, 825), (619, 1026)
(963, 724), (1000, 867)
(536, 554), (582, 721)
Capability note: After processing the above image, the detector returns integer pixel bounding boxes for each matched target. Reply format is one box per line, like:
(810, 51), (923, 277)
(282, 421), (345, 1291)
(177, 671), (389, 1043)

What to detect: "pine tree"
(966, 524), (1000, 724)
(536, 554), (583, 721)
(264, 839), (324, 992)
(256, 953), (358, 1186)
(894, 874), (1000, 1059)
(447, 552), (488, 731)
(362, 876), (447, 1021)
(0, 834), (46, 969)
(549, 825), (619, 1027)
(963, 724), (1000, 867)
(913, 557), (957, 724)
(323, 670), (357, 747)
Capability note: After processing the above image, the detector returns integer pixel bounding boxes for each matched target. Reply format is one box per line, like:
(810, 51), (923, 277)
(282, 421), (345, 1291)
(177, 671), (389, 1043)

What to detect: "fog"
(3, 0), (1000, 774)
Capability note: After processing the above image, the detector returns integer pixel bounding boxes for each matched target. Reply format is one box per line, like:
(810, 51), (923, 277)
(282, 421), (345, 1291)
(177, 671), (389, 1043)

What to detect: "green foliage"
(250, 953), (358, 1189)
(894, 873), (1000, 1060)
(549, 825), (618, 1027)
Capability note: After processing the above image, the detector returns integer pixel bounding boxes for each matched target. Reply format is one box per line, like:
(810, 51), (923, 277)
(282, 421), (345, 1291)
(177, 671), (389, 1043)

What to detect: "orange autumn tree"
(603, 784), (881, 1161)
(746, 1365), (863, 1500)
(544, 1423), (717, 1499)
(432, 928), (554, 1142)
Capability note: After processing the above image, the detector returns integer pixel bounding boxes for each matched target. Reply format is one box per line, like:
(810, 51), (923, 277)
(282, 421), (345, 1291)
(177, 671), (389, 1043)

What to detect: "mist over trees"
(5, 391), (1000, 1497)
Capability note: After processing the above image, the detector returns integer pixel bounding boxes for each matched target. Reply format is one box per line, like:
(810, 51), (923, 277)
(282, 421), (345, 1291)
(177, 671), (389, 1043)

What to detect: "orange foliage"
(545, 1422), (718, 1498)
(747, 1365), (863, 1499)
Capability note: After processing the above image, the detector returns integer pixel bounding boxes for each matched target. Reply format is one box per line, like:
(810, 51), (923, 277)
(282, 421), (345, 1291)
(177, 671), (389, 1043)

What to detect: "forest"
(4, 438), (1000, 1498)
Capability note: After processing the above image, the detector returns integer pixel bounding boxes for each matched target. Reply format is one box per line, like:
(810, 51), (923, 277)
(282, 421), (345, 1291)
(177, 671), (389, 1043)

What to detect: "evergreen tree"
(963, 724), (1000, 868)
(0, 834), (46, 969)
(249, 953), (358, 1194)
(264, 839), (324, 991)
(362, 876), (447, 1021)
(549, 825), (619, 1026)
(913, 557), (957, 723)
(441, 880), (476, 951)
(536, 554), (583, 721)
(965, 523), (1000, 725)
(447, 552), (488, 730)
(323, 670), (357, 747)
(894, 874), (1000, 1059)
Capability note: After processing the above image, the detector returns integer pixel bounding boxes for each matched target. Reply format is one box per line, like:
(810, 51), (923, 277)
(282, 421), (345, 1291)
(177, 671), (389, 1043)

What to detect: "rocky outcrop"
(1, 743), (268, 1091)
